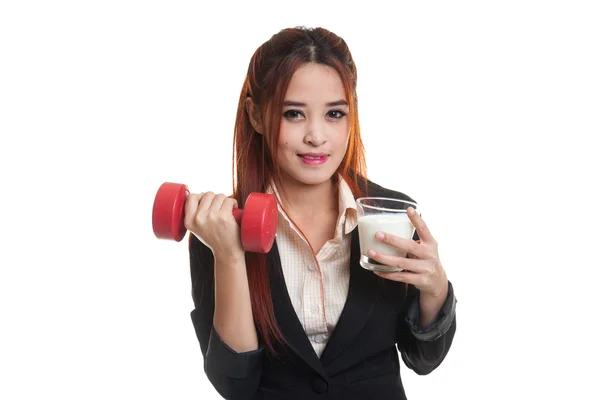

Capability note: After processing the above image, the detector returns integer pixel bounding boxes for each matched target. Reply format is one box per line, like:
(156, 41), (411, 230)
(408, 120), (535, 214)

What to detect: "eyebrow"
(283, 100), (348, 107)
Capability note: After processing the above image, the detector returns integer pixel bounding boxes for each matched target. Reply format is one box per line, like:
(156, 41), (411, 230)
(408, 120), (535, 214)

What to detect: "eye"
(327, 110), (347, 119)
(283, 110), (305, 120)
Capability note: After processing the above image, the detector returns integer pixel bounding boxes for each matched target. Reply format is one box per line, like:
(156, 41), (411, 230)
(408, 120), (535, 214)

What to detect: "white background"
(1, 1), (599, 399)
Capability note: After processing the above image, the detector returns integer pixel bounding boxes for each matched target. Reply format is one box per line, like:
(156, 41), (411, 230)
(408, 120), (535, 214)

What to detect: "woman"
(184, 26), (457, 400)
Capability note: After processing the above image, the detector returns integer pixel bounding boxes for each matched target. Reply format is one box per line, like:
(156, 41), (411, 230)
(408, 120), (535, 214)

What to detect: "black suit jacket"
(188, 179), (457, 399)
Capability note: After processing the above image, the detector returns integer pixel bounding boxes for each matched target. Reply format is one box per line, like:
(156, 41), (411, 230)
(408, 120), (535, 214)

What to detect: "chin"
(288, 168), (338, 187)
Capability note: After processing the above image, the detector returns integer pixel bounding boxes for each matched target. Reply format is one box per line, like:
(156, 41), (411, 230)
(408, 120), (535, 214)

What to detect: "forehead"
(285, 63), (346, 102)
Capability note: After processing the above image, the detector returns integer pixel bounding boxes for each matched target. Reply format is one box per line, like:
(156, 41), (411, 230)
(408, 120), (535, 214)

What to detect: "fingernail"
(375, 232), (385, 240)
(368, 249), (376, 257)
(407, 207), (415, 215)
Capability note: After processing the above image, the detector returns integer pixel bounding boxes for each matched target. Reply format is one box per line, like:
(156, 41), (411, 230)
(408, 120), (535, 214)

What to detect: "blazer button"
(310, 377), (328, 393)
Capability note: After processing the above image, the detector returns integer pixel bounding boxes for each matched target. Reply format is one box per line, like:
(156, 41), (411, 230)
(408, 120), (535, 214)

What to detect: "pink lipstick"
(298, 153), (328, 165)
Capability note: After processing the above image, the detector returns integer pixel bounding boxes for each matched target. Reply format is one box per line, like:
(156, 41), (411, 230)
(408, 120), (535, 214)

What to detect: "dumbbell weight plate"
(240, 192), (278, 253)
(152, 182), (189, 242)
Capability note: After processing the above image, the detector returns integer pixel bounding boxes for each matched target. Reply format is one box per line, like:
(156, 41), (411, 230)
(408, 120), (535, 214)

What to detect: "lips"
(298, 153), (328, 165)
(299, 153), (327, 158)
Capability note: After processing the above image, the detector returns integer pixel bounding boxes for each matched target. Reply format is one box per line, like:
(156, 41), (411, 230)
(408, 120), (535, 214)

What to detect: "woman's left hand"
(368, 207), (448, 300)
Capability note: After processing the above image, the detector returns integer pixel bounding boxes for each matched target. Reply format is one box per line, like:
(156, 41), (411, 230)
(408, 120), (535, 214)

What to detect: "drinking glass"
(356, 197), (418, 272)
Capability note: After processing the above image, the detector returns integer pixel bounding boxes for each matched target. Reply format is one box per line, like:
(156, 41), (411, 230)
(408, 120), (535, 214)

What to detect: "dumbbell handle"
(232, 208), (243, 225)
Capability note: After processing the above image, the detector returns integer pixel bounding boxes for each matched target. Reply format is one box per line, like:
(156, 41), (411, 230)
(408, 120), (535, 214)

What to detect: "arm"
(359, 182), (457, 374)
(189, 234), (263, 399)
(396, 280), (457, 375)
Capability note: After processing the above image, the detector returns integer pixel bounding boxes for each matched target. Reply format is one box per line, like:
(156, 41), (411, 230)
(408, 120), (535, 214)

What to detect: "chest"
(295, 213), (338, 254)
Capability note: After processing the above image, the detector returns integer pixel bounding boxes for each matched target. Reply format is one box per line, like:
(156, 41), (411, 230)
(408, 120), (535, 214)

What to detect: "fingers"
(198, 192), (230, 218)
(367, 249), (430, 274)
(184, 192), (204, 229)
(407, 207), (434, 243)
(219, 196), (239, 212)
(375, 262), (445, 297)
(197, 192), (219, 214)
(184, 192), (236, 229)
(374, 270), (420, 285)
(374, 232), (427, 259)
(205, 194), (238, 215)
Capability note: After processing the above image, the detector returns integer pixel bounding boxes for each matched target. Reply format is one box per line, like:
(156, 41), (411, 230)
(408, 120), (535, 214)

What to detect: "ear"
(245, 97), (263, 134)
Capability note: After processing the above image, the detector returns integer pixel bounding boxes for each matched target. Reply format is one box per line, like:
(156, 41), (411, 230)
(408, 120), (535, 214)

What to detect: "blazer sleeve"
(396, 279), (457, 375)
(188, 234), (264, 399)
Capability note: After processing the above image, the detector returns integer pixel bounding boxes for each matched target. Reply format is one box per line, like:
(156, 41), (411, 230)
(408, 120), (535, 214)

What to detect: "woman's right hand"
(184, 192), (245, 260)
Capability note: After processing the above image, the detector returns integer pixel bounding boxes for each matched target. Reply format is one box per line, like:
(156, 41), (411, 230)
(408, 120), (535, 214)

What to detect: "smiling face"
(272, 62), (350, 190)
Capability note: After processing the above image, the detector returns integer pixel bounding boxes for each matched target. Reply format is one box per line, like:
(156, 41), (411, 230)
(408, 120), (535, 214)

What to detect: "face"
(274, 62), (350, 188)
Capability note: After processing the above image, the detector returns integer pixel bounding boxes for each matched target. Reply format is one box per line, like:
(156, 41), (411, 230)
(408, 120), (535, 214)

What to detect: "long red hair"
(232, 26), (368, 355)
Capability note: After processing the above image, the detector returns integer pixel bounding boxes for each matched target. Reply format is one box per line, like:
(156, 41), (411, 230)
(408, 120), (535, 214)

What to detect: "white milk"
(357, 213), (415, 270)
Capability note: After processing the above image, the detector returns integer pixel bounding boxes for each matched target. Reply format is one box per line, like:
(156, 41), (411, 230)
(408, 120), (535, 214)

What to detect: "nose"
(304, 120), (326, 147)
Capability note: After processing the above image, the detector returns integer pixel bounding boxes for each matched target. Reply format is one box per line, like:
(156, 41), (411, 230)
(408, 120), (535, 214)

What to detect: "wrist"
(420, 281), (448, 307)
(418, 281), (448, 328)
(420, 292), (445, 315)
(213, 249), (246, 266)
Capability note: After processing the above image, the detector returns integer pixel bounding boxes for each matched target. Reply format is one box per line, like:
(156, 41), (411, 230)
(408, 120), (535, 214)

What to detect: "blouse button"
(314, 334), (327, 343)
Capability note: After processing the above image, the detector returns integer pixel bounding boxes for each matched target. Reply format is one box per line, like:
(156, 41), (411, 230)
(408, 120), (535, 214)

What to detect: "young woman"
(184, 26), (457, 400)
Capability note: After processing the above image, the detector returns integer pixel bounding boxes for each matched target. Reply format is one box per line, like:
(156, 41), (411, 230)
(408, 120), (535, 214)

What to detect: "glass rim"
(356, 197), (418, 213)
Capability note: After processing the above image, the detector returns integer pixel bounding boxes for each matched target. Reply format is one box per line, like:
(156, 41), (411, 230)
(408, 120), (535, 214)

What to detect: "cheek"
(338, 129), (350, 151)
(276, 138), (295, 162)
(337, 122), (350, 142)
(278, 125), (298, 153)
(278, 140), (291, 153)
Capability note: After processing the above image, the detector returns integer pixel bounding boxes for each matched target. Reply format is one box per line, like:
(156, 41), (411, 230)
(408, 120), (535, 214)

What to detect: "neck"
(275, 176), (338, 219)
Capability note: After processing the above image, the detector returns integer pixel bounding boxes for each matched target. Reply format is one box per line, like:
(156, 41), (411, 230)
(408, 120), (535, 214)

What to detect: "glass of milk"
(356, 197), (418, 272)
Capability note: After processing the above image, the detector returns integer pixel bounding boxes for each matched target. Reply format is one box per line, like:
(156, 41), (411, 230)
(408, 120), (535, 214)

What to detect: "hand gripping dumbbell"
(152, 182), (278, 253)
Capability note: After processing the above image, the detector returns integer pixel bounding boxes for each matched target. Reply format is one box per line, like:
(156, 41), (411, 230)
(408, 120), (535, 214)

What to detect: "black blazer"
(188, 179), (457, 400)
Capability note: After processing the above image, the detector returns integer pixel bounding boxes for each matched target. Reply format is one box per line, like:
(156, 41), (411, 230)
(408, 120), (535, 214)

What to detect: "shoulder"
(357, 177), (418, 205)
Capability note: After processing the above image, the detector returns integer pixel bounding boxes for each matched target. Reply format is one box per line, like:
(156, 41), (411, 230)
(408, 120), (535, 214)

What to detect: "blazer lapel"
(268, 241), (328, 379)
(319, 228), (381, 366)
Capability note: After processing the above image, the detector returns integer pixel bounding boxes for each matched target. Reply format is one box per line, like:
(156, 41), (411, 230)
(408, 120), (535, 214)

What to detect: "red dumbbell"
(152, 182), (279, 253)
